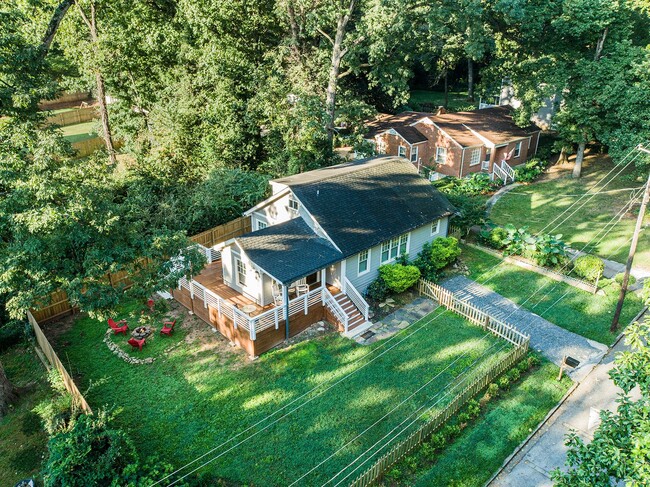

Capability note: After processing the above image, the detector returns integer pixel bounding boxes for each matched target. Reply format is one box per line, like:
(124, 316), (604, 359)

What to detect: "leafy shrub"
(641, 279), (650, 306)
(614, 273), (636, 286)
(457, 411), (472, 424)
(428, 237), (462, 270)
(33, 370), (75, 436)
(428, 432), (446, 450)
(487, 383), (499, 398)
(378, 264), (421, 293)
(502, 224), (537, 257)
(573, 255), (605, 282)
(445, 193), (487, 235)
(514, 158), (545, 183)
(479, 225), (509, 250)
(465, 399), (481, 419)
(0, 320), (25, 352)
(516, 359), (530, 374)
(497, 376), (510, 390)
(507, 368), (521, 383)
(44, 411), (138, 487)
(533, 233), (567, 267)
(527, 354), (541, 368)
(434, 173), (499, 196)
(441, 424), (461, 440)
(366, 276), (390, 302)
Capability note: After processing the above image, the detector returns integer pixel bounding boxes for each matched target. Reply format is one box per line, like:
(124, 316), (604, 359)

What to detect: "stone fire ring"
(131, 326), (153, 340)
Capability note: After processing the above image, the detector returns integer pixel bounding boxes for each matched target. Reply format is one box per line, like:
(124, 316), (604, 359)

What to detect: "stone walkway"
(439, 276), (607, 381)
(355, 297), (437, 345)
(486, 182), (521, 211)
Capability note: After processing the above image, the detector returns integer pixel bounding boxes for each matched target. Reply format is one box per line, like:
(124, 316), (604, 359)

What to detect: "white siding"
(344, 217), (449, 294)
(221, 243), (266, 304)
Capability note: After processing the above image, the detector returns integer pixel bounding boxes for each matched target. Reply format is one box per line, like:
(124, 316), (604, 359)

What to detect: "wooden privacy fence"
(349, 279), (530, 487)
(46, 107), (96, 126)
(30, 215), (251, 324)
(26, 310), (92, 413)
(418, 279), (529, 347)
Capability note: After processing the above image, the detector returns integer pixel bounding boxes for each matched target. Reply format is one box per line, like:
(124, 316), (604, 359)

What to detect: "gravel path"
(439, 276), (607, 381)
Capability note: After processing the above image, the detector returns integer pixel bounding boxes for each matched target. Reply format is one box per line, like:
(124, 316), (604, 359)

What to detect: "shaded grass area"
(408, 90), (477, 112)
(52, 303), (510, 486)
(413, 359), (570, 486)
(0, 345), (51, 486)
(489, 155), (649, 270)
(461, 245), (644, 344)
(60, 121), (97, 143)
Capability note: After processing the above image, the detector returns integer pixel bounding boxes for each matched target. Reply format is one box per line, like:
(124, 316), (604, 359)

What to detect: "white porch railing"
(343, 277), (370, 321)
(322, 288), (349, 333)
(491, 160), (515, 185)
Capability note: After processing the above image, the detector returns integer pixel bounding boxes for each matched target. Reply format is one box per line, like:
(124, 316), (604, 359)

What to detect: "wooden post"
(611, 158), (650, 332)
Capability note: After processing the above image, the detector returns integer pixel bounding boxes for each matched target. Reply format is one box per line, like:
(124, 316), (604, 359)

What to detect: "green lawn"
(408, 90), (477, 112)
(0, 345), (51, 486)
(490, 155), (649, 270)
(60, 121), (98, 143)
(413, 359), (570, 487)
(49, 302), (511, 486)
(461, 245), (644, 345)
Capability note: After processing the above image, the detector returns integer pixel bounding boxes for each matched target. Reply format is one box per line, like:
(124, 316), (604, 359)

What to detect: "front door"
(326, 262), (342, 290)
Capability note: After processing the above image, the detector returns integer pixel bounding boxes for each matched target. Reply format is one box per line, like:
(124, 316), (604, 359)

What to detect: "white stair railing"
(343, 277), (370, 321)
(322, 288), (349, 332)
(492, 164), (508, 184)
(501, 160), (515, 182)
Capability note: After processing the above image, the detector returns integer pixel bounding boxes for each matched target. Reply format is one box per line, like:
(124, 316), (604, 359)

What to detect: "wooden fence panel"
(30, 216), (252, 324)
(45, 107), (97, 126)
(27, 311), (92, 413)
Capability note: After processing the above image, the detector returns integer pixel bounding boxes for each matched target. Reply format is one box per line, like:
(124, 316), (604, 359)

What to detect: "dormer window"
(288, 197), (299, 212)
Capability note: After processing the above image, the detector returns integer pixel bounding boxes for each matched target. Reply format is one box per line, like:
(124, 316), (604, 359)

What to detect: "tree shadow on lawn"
(57, 307), (507, 486)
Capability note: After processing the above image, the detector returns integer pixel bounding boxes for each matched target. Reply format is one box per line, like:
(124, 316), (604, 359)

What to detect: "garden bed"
(51, 303), (511, 486)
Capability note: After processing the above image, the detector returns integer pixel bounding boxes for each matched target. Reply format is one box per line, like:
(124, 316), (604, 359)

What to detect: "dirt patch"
(274, 320), (336, 351)
(39, 311), (79, 347)
(368, 289), (420, 322)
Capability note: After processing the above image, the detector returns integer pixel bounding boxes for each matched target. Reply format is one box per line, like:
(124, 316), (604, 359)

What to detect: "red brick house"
(365, 106), (541, 182)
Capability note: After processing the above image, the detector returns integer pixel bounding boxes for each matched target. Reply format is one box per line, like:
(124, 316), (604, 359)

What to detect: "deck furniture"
(107, 318), (129, 335)
(241, 304), (257, 314)
(296, 284), (310, 296)
(160, 320), (177, 336)
(127, 337), (146, 351)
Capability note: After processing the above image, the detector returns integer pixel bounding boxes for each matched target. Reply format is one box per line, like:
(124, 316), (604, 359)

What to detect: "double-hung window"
(410, 146), (419, 163)
(288, 197), (299, 212)
(435, 147), (447, 164)
(469, 148), (481, 165)
(236, 258), (247, 286)
(431, 219), (441, 235)
(513, 141), (522, 158)
(380, 233), (409, 263)
(358, 249), (370, 275)
(257, 220), (267, 230)
(398, 145), (407, 158)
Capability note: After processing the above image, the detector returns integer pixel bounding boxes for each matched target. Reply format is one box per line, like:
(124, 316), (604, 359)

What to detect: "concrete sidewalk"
(488, 335), (633, 486)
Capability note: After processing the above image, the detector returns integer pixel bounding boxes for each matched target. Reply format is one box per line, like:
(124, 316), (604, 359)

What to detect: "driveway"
(439, 275), (607, 381)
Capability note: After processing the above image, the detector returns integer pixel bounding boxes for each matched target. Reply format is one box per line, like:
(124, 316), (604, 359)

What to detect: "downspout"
(283, 284), (290, 340)
(459, 148), (466, 178)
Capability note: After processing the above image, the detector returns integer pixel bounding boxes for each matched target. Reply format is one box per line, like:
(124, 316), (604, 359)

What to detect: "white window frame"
(398, 145), (407, 158)
(435, 146), (447, 164)
(357, 249), (370, 275)
(288, 197), (299, 212)
(410, 145), (419, 163)
(469, 148), (481, 166)
(380, 233), (410, 264)
(256, 220), (267, 230)
(513, 141), (522, 158)
(483, 147), (492, 162)
(236, 258), (247, 287)
(431, 219), (441, 235)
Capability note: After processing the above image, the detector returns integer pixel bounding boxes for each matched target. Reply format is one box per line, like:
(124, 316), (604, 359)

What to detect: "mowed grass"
(461, 245), (644, 345)
(51, 303), (510, 486)
(490, 154), (649, 270)
(60, 121), (98, 143)
(413, 358), (570, 487)
(408, 90), (477, 112)
(0, 345), (51, 486)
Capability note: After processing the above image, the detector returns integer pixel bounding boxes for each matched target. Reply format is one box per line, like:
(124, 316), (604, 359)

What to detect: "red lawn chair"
(127, 337), (146, 351)
(147, 298), (155, 312)
(107, 318), (129, 335)
(160, 319), (176, 336)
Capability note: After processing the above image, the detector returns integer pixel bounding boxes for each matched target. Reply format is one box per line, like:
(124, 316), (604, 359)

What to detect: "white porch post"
(341, 260), (347, 292)
(283, 285), (290, 340)
(321, 269), (326, 304)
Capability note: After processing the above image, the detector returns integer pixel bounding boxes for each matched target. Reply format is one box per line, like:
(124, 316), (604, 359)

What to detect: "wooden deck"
(193, 261), (341, 315)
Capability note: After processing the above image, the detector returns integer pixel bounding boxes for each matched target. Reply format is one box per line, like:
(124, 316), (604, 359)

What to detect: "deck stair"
(333, 292), (373, 338)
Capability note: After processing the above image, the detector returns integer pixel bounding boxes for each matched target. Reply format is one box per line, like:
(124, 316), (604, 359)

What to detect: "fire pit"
(131, 326), (153, 340)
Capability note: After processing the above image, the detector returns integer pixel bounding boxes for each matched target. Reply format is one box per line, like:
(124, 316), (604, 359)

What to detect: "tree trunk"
(443, 69), (449, 108)
(467, 59), (474, 101)
(573, 141), (586, 178)
(558, 145), (569, 165)
(0, 361), (17, 419)
(40, 0), (75, 55)
(325, 0), (356, 154)
(78, 2), (117, 165)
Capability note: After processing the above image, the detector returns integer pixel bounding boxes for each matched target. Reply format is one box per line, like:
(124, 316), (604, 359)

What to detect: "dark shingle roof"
(393, 125), (428, 144)
(273, 157), (456, 257)
(365, 111), (434, 138)
(236, 218), (342, 285)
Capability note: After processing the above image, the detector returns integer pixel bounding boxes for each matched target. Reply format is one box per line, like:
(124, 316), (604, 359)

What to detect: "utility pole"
(611, 145), (650, 332)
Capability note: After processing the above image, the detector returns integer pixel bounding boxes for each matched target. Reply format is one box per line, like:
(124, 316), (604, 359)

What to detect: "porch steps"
(334, 293), (372, 339)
